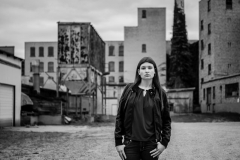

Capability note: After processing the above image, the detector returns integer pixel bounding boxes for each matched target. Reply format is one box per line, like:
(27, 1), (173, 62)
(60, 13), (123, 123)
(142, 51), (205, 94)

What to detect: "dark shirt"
(131, 87), (155, 141)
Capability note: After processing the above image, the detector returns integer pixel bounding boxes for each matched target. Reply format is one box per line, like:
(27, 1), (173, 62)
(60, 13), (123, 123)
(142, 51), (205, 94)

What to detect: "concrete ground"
(1, 122), (240, 160)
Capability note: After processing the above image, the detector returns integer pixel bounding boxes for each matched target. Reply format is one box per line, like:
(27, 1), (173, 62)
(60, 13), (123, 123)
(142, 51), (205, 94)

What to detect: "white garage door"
(0, 84), (14, 127)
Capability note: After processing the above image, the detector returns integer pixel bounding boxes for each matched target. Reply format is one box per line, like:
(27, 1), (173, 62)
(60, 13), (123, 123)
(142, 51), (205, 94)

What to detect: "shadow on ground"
(70, 112), (240, 126)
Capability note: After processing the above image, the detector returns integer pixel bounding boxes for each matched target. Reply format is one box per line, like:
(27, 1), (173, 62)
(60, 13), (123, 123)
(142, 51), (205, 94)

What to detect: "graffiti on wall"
(58, 25), (71, 64)
(80, 25), (89, 63)
(58, 24), (89, 64)
(70, 25), (81, 64)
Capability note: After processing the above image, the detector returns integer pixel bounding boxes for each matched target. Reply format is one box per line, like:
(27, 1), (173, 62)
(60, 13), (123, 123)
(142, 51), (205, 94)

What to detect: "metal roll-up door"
(0, 84), (14, 127)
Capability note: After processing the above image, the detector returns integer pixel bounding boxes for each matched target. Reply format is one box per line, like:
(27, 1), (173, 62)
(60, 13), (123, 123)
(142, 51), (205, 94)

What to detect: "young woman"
(115, 57), (171, 160)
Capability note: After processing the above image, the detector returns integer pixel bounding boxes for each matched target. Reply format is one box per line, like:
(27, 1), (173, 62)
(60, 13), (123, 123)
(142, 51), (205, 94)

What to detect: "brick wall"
(199, 0), (240, 113)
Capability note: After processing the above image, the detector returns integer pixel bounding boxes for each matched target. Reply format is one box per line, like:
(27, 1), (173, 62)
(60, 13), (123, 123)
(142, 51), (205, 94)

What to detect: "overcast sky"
(0, 0), (200, 59)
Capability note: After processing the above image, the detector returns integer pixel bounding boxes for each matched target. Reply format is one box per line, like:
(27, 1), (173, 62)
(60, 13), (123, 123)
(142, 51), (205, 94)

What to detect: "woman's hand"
(150, 142), (165, 158)
(116, 145), (126, 160)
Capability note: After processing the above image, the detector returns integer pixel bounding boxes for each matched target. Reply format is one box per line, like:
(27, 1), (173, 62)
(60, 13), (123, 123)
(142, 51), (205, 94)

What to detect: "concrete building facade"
(124, 8), (166, 86)
(199, 0), (240, 113)
(104, 41), (125, 115)
(24, 42), (58, 90)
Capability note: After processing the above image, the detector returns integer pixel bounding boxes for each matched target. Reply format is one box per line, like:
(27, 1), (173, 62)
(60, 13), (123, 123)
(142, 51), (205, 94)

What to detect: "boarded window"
(30, 47), (35, 57)
(119, 61), (124, 72)
(109, 76), (115, 82)
(119, 45), (124, 56)
(48, 47), (54, 57)
(48, 62), (54, 72)
(109, 61), (115, 72)
(39, 47), (44, 57)
(225, 83), (239, 97)
(40, 62), (44, 72)
(109, 46), (115, 56)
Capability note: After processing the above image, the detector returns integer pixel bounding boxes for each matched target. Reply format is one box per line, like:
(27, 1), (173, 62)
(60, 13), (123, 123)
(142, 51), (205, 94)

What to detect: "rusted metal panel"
(58, 25), (71, 64)
(57, 22), (104, 108)
(89, 26), (105, 73)
(58, 23), (91, 65)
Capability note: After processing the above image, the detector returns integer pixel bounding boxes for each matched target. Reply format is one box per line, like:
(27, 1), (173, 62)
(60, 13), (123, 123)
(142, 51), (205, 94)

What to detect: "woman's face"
(138, 62), (155, 80)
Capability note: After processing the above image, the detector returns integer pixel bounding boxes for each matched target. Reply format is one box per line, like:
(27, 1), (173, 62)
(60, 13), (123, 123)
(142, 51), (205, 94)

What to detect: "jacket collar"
(131, 83), (156, 96)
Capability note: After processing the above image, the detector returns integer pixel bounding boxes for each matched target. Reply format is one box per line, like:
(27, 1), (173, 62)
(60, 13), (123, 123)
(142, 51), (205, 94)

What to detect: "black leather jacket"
(114, 83), (171, 148)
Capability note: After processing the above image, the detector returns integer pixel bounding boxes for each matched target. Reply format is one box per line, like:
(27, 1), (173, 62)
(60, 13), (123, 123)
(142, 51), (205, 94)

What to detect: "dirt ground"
(1, 122), (240, 160)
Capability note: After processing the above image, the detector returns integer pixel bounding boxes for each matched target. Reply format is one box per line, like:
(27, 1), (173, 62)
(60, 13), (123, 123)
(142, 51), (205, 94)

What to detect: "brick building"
(24, 42), (58, 89)
(199, 0), (240, 113)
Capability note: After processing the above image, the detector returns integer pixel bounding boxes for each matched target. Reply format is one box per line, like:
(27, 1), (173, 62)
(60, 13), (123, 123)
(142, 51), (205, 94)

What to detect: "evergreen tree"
(168, 0), (194, 88)
(189, 41), (199, 105)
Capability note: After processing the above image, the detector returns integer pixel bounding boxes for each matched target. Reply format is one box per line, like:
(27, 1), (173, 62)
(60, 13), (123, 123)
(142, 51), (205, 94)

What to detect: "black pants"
(124, 139), (159, 160)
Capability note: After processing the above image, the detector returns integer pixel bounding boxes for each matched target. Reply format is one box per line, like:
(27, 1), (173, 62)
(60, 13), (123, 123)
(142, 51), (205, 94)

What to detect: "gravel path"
(1, 122), (240, 160)
(161, 123), (240, 160)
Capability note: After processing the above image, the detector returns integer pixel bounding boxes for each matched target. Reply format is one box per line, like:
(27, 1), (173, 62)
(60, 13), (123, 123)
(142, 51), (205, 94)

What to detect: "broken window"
(225, 83), (239, 97)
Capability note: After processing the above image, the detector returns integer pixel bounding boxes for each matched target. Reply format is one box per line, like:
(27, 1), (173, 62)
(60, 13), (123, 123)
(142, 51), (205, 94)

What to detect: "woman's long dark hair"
(133, 57), (164, 106)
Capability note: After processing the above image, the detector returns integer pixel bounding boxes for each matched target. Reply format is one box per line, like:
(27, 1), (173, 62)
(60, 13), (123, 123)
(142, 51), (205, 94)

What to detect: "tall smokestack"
(32, 60), (40, 94)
